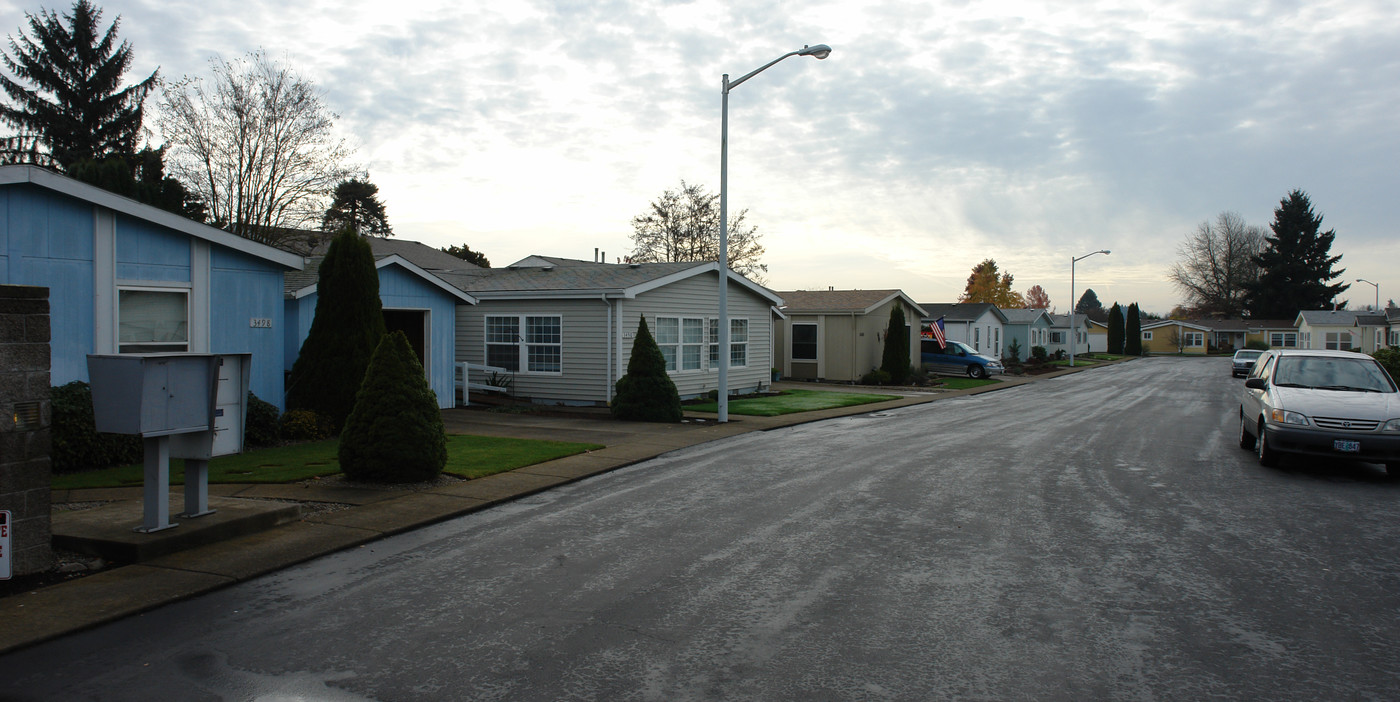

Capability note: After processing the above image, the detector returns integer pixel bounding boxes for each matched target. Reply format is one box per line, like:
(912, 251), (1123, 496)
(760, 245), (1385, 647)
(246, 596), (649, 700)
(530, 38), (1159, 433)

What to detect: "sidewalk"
(0, 366), (1098, 654)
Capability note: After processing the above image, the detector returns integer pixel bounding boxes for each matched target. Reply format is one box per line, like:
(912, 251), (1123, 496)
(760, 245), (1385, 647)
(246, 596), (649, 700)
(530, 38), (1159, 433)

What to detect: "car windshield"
(1272, 356), (1397, 393)
(1235, 351), (1262, 360)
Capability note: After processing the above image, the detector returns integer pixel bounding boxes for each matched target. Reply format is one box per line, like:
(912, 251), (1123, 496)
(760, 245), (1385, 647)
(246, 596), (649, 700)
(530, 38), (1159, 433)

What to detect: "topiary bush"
(339, 331), (448, 483)
(611, 315), (682, 422)
(245, 392), (281, 448)
(279, 409), (333, 441)
(1373, 347), (1400, 382)
(50, 381), (142, 474)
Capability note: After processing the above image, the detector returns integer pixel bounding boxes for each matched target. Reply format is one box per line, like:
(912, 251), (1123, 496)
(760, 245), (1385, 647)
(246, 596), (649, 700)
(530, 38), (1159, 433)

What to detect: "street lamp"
(1357, 278), (1379, 311)
(717, 43), (831, 422)
(1069, 249), (1110, 367)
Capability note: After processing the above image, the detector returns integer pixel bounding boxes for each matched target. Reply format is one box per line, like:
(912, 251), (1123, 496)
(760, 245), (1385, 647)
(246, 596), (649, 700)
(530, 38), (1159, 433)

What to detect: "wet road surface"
(3, 357), (1400, 700)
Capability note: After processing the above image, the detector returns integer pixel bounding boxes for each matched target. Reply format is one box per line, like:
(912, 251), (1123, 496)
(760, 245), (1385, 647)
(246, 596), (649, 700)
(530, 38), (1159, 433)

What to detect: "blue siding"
(211, 247), (290, 410)
(116, 214), (190, 282)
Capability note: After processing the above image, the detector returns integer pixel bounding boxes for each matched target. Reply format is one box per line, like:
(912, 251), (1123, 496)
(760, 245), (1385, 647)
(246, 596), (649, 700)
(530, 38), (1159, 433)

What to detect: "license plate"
(1334, 439), (1361, 453)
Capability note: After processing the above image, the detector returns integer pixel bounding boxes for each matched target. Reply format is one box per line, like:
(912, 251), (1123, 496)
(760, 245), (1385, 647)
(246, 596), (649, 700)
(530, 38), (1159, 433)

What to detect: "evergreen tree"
(611, 315), (682, 422)
(286, 228), (386, 431)
(66, 146), (206, 221)
(0, 0), (157, 168)
(1125, 303), (1143, 355)
(1246, 190), (1348, 318)
(339, 331), (446, 483)
(880, 305), (910, 381)
(322, 178), (393, 236)
(441, 243), (490, 267)
(1107, 302), (1124, 355)
(1075, 289), (1102, 315)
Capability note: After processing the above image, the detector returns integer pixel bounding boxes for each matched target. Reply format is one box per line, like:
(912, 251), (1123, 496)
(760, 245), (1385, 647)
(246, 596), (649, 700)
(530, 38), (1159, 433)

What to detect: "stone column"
(0, 284), (53, 576)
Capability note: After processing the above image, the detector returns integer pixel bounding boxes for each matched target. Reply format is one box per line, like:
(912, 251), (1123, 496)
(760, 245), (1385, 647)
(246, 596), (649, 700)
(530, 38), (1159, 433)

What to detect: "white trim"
(626, 262), (783, 305)
(190, 240), (210, 353)
(483, 313), (564, 375)
(1, 164), (303, 269)
(293, 254), (477, 304)
(93, 207), (116, 353)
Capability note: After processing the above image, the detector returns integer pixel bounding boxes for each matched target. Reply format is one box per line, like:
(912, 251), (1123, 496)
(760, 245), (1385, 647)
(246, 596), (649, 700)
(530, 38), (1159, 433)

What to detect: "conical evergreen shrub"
(339, 331), (447, 483)
(880, 305), (910, 382)
(286, 227), (386, 432)
(611, 315), (682, 422)
(1125, 303), (1143, 355)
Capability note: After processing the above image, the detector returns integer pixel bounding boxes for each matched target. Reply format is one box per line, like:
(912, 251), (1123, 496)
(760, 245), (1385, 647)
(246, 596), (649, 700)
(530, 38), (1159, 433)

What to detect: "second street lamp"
(717, 44), (830, 422)
(1069, 249), (1110, 367)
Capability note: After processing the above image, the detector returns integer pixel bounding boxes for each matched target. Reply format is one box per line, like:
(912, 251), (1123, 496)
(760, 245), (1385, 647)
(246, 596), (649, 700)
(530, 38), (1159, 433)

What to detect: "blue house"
(284, 238), (477, 409)
(0, 165), (304, 408)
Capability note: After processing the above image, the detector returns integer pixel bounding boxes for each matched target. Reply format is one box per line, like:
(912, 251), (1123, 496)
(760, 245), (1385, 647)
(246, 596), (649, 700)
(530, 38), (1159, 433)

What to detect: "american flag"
(929, 317), (946, 347)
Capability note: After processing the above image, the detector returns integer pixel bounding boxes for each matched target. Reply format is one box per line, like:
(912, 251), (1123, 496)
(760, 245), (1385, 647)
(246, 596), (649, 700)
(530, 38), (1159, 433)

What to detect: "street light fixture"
(1069, 249), (1110, 367)
(717, 44), (831, 422)
(1357, 278), (1379, 311)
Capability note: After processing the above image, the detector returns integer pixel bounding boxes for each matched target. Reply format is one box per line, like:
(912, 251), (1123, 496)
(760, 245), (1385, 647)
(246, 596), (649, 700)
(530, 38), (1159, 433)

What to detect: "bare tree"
(159, 50), (356, 246)
(1168, 211), (1264, 318)
(628, 180), (766, 282)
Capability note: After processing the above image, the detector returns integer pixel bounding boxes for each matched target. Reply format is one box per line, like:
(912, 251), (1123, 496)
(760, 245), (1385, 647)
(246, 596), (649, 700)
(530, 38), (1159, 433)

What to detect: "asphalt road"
(4, 357), (1400, 701)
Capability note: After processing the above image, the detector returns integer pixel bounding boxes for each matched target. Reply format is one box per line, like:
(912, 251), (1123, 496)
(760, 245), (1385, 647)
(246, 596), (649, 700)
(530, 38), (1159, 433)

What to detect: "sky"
(5, 0), (1398, 314)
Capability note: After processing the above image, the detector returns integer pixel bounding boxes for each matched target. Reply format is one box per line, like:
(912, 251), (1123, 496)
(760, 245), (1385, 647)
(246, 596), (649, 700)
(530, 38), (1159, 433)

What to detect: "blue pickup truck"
(921, 340), (1005, 379)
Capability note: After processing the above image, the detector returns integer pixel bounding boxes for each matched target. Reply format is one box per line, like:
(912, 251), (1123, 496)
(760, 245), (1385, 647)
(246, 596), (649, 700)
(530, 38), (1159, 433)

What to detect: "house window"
(792, 323), (818, 361)
(485, 315), (562, 373)
(1142, 331), (1153, 341)
(1050, 331), (1064, 344)
(730, 318), (748, 367)
(658, 317), (705, 372)
(974, 327), (980, 351)
(118, 288), (188, 353)
(1324, 331), (1352, 351)
(1270, 332), (1297, 348)
(1184, 331), (1204, 347)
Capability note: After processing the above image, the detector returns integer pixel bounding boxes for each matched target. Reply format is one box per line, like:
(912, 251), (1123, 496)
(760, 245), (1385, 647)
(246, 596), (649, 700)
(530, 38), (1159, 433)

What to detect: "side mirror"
(1244, 377), (1267, 390)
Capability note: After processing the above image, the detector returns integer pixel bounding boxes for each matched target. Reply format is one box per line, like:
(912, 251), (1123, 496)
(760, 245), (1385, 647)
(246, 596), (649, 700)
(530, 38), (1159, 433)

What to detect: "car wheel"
(1238, 413), (1255, 450)
(1387, 463), (1400, 480)
(1256, 421), (1279, 468)
(967, 365), (987, 379)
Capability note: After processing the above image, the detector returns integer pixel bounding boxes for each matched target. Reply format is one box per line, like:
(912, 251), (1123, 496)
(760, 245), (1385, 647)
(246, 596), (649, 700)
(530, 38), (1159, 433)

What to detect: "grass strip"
(687, 389), (901, 417)
(52, 435), (604, 490)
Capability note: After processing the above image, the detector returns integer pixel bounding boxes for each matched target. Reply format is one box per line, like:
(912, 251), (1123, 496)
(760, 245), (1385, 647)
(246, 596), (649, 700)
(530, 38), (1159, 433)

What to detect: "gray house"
(444, 256), (782, 405)
(1000, 308), (1054, 360)
(773, 289), (925, 382)
(920, 303), (1009, 358)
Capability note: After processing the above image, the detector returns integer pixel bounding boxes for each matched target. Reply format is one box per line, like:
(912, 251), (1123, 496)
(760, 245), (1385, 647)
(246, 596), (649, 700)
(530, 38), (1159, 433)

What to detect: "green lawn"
(932, 377), (1002, 390)
(687, 389), (901, 417)
(52, 435), (604, 490)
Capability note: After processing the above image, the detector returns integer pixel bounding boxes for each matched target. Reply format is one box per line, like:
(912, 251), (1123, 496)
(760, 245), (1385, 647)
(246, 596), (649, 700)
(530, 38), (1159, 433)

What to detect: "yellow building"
(1140, 320), (1212, 355)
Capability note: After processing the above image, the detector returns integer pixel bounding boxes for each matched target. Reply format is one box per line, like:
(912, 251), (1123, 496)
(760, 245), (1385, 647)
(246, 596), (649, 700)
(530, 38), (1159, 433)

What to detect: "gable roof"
(306, 236), (483, 273)
(287, 253), (477, 303)
(0, 164), (303, 270)
(443, 256), (783, 304)
(1141, 318), (1214, 332)
(1297, 309), (1358, 327)
(1048, 313), (1095, 329)
(776, 289), (926, 317)
(1001, 308), (1054, 326)
(918, 302), (1009, 324)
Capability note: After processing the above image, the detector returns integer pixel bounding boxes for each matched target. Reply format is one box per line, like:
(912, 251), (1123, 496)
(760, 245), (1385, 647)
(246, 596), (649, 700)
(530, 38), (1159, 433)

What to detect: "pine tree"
(880, 305), (910, 381)
(611, 315), (682, 422)
(339, 331), (446, 483)
(1245, 190), (1348, 318)
(1107, 302), (1124, 355)
(1125, 303), (1143, 355)
(441, 244), (490, 267)
(0, 0), (157, 168)
(286, 228), (386, 431)
(322, 178), (393, 236)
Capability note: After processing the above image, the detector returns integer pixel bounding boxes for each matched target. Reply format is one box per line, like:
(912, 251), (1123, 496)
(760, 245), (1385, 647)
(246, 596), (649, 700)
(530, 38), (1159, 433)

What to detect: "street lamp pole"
(1069, 249), (1110, 367)
(718, 44), (830, 423)
(1357, 278), (1379, 311)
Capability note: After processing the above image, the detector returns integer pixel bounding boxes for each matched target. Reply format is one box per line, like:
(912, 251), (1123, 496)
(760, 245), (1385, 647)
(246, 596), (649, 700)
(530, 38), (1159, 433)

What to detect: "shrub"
(861, 368), (892, 385)
(880, 306), (910, 382)
(339, 331), (448, 483)
(279, 409), (332, 441)
(1245, 339), (1270, 351)
(1030, 346), (1048, 362)
(1006, 338), (1022, 363)
(244, 392), (281, 448)
(1373, 348), (1400, 381)
(611, 315), (682, 422)
(50, 381), (142, 474)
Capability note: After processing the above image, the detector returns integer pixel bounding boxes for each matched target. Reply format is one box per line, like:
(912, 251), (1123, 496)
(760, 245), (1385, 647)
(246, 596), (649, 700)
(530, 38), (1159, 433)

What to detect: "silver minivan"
(1239, 349), (1400, 474)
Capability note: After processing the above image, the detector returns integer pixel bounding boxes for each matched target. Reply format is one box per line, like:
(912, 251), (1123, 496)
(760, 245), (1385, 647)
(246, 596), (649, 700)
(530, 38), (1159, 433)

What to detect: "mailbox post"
(87, 353), (251, 533)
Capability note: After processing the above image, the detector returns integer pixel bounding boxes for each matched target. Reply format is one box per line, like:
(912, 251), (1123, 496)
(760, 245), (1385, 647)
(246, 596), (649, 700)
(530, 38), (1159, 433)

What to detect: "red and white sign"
(0, 510), (10, 580)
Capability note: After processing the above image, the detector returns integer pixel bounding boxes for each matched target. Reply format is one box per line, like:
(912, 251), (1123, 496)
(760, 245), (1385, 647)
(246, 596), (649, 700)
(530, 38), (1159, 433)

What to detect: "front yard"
(687, 389), (902, 417)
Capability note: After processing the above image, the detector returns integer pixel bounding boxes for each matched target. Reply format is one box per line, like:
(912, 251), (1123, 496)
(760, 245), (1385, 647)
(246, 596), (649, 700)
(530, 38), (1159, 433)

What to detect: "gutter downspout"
(604, 294), (613, 404)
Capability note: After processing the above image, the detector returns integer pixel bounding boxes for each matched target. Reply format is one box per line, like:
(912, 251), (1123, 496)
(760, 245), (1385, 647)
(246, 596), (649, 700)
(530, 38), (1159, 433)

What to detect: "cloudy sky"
(7, 0), (1398, 313)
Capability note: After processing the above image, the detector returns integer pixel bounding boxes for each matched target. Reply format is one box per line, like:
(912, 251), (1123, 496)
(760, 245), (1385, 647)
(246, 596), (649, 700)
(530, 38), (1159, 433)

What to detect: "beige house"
(1141, 320), (1213, 354)
(774, 289), (926, 382)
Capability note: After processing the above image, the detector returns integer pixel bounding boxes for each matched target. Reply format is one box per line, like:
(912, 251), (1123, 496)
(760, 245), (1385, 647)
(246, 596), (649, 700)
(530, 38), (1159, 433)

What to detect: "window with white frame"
(791, 323), (818, 361)
(708, 318), (749, 367)
(1325, 331), (1350, 350)
(1050, 331), (1064, 344)
(1184, 331), (1204, 347)
(118, 288), (188, 353)
(1142, 331), (1153, 341)
(485, 315), (561, 373)
(1270, 331), (1297, 348)
(657, 317), (706, 372)
(973, 327), (980, 351)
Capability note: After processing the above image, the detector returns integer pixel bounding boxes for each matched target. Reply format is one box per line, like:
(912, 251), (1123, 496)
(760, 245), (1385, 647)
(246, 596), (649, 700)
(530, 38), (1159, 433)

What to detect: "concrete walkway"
(0, 365), (1109, 654)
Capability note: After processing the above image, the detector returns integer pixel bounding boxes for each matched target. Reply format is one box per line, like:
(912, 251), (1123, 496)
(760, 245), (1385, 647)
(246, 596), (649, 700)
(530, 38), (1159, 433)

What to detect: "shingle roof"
(1299, 310), (1358, 326)
(1001, 308), (1051, 325)
(440, 260), (710, 294)
(776, 289), (905, 314)
(918, 302), (1006, 323)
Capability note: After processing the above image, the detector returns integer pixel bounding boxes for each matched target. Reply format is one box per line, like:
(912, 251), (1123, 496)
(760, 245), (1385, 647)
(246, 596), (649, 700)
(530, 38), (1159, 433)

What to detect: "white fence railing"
(456, 362), (512, 406)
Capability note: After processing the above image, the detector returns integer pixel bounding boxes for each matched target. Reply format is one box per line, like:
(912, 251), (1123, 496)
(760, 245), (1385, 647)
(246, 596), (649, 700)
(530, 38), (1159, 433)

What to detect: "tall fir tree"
(611, 315), (682, 422)
(286, 228), (386, 431)
(1246, 190), (1348, 318)
(880, 305), (910, 381)
(0, 0), (157, 168)
(1125, 303), (1143, 355)
(1107, 302), (1124, 355)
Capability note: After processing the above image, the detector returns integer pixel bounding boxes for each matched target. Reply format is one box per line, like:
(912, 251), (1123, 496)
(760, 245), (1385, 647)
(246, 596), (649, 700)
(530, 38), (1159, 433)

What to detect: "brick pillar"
(0, 284), (53, 576)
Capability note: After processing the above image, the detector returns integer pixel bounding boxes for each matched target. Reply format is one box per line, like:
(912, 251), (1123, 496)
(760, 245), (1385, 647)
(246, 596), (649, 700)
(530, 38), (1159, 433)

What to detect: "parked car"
(1238, 349), (1400, 474)
(921, 340), (1004, 379)
(1231, 349), (1264, 377)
